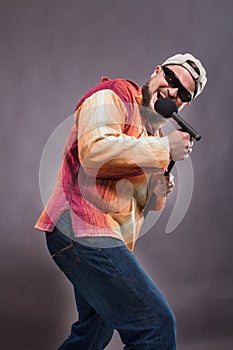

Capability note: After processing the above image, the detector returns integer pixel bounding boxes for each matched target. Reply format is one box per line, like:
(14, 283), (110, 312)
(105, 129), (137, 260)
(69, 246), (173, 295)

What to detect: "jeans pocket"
(46, 229), (80, 274)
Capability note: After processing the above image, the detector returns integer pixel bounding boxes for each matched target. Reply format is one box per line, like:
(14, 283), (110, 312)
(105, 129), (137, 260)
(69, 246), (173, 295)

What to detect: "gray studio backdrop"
(1, 0), (232, 349)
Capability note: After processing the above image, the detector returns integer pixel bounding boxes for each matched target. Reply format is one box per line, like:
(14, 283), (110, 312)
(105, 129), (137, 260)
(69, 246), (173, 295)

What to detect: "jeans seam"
(98, 247), (163, 349)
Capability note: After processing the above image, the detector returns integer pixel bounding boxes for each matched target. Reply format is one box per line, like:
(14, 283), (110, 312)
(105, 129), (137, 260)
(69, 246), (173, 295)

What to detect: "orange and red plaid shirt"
(35, 77), (170, 250)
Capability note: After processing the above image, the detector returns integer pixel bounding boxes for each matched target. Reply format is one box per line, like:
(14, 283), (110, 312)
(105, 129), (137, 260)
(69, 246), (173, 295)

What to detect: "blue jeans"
(45, 211), (176, 349)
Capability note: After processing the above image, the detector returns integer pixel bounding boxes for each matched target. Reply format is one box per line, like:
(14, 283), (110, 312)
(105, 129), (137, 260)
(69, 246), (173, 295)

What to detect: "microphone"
(154, 98), (201, 141)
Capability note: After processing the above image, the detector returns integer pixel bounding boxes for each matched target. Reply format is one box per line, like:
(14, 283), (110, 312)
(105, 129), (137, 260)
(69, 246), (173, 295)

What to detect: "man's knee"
(118, 305), (176, 349)
(145, 302), (176, 347)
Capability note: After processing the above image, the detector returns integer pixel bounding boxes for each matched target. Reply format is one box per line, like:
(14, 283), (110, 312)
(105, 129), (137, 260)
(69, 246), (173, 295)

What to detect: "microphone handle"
(164, 160), (175, 176)
(143, 160), (175, 217)
(172, 112), (201, 141)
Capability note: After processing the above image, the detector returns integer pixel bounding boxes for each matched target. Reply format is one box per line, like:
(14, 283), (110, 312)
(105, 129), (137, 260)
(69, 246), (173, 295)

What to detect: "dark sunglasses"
(162, 66), (193, 103)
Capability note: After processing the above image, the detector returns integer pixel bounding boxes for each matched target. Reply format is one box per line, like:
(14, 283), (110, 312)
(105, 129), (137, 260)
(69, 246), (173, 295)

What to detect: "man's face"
(142, 64), (196, 112)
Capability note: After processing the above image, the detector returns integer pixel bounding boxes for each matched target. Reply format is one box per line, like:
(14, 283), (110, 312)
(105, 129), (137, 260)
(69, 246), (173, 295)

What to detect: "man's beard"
(141, 80), (152, 108)
(140, 80), (165, 132)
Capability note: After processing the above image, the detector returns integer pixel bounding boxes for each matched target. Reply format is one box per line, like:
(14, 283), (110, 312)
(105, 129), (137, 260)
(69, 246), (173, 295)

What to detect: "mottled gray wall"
(0, 0), (232, 349)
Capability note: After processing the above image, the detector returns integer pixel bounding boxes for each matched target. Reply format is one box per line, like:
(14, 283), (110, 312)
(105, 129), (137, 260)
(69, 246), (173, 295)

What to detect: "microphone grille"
(154, 98), (178, 118)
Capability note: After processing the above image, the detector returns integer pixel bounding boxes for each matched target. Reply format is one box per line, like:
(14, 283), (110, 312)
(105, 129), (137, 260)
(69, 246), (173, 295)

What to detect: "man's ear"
(150, 65), (161, 78)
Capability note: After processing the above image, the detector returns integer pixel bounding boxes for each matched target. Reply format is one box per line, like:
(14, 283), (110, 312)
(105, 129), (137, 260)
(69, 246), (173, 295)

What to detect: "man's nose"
(167, 88), (178, 99)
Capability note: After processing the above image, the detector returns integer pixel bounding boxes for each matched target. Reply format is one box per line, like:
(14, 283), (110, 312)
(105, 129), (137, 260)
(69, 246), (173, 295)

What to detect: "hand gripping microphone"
(143, 98), (201, 217)
(155, 98), (201, 141)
